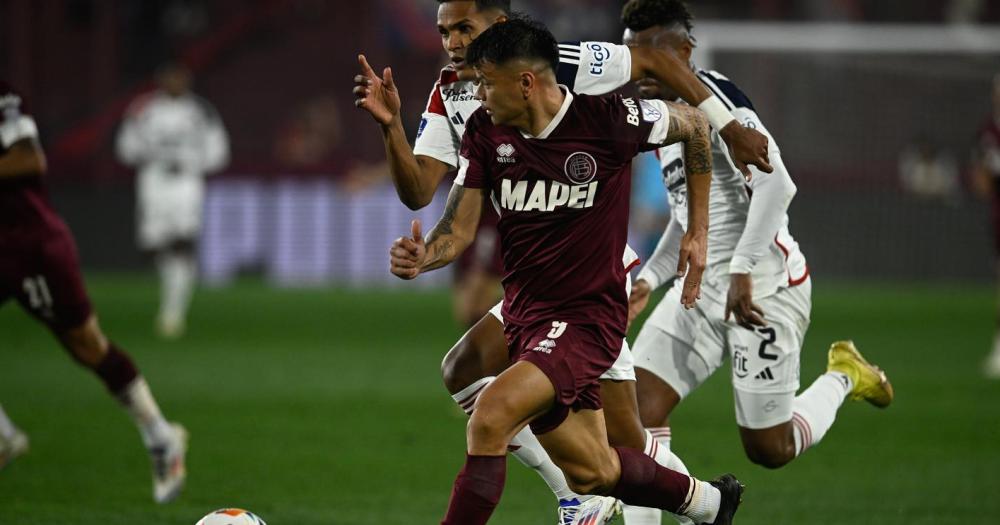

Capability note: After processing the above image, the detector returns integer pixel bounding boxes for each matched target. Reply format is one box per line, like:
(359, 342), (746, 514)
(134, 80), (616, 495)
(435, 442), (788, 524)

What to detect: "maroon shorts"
(507, 320), (621, 435)
(0, 221), (93, 331)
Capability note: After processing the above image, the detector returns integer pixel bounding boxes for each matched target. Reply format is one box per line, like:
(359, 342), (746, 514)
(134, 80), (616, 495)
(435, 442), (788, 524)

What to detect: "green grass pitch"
(1, 275), (998, 524)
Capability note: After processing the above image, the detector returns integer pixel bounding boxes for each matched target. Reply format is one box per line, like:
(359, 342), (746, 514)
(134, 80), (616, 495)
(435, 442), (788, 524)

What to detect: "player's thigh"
(536, 408), (619, 492)
(11, 228), (93, 334)
(441, 301), (509, 393)
(633, 285), (724, 402)
(726, 287), (810, 429)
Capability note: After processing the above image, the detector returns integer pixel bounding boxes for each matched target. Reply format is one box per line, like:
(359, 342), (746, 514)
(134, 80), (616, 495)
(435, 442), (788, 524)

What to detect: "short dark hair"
(621, 0), (694, 33)
(466, 16), (559, 73)
(436, 0), (510, 14)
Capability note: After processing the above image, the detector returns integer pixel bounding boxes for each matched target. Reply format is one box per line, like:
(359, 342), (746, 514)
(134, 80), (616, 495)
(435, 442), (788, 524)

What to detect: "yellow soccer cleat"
(827, 341), (893, 408)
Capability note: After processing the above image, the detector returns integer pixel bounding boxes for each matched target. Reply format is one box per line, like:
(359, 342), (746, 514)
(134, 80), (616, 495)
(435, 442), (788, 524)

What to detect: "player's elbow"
(401, 192), (433, 211)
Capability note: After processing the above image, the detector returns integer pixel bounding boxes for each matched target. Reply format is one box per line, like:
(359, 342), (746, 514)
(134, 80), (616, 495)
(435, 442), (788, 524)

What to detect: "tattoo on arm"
(430, 184), (465, 239)
(665, 105), (711, 175)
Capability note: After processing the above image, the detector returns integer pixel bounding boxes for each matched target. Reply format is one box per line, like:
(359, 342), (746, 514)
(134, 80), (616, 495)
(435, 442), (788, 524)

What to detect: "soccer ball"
(195, 509), (267, 525)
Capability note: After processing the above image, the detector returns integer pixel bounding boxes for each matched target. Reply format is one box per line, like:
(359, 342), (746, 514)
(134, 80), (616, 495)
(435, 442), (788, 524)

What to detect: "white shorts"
(486, 269), (637, 382)
(137, 171), (205, 249)
(632, 278), (812, 428)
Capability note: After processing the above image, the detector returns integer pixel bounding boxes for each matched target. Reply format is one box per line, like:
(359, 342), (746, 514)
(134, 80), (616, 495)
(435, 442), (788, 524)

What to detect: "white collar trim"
(520, 86), (572, 140)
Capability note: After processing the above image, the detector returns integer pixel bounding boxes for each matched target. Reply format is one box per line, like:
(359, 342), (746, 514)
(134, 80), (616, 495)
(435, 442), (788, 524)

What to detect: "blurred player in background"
(356, 1), (772, 522)
(621, 3), (894, 523)
(389, 18), (744, 525)
(973, 73), (1000, 378)
(0, 80), (188, 502)
(115, 63), (230, 339)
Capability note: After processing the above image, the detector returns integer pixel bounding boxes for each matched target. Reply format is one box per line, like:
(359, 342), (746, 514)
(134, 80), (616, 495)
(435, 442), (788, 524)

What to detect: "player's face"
(623, 26), (692, 101)
(473, 61), (528, 127)
(437, 2), (505, 76)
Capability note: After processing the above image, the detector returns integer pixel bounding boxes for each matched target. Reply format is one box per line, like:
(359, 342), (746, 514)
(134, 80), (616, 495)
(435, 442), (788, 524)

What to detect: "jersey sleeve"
(0, 82), (39, 149)
(726, 107), (797, 275)
(556, 42), (632, 96)
(454, 113), (490, 189)
(412, 82), (461, 168)
(600, 95), (672, 161)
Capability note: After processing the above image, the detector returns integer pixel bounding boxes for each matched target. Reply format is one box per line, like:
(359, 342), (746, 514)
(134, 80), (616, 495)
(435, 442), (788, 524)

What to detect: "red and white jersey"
(654, 70), (807, 302)
(413, 41), (634, 169)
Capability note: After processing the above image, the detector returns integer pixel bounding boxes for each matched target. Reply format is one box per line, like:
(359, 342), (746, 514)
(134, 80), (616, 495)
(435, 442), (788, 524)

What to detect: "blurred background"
(2, 1), (999, 524)
(3, 0), (998, 284)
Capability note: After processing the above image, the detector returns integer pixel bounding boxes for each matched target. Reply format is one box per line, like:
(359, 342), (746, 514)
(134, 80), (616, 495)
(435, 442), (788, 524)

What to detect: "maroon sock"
(441, 454), (506, 525)
(94, 343), (139, 395)
(610, 446), (693, 513)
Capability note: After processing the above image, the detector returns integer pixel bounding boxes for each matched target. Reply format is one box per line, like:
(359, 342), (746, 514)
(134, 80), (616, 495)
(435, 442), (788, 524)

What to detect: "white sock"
(681, 479), (721, 524)
(791, 372), (852, 455)
(157, 253), (196, 327)
(0, 404), (18, 440)
(451, 376), (579, 502)
(119, 377), (173, 448)
(624, 428), (694, 525)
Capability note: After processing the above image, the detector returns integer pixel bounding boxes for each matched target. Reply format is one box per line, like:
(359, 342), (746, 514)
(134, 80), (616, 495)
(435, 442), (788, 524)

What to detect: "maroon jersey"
(456, 90), (670, 345)
(1, 80), (93, 330)
(0, 80), (61, 235)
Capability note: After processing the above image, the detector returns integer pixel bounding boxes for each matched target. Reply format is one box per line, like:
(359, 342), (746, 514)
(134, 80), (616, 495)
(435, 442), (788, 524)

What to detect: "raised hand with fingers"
(354, 54), (401, 126)
(719, 121), (773, 182)
(390, 219), (426, 280)
(724, 273), (766, 329)
(677, 230), (707, 309)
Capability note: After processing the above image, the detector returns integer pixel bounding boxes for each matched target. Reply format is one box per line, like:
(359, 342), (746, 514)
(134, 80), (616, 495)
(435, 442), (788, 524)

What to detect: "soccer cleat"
(156, 316), (186, 340)
(705, 474), (743, 525)
(559, 496), (621, 525)
(150, 422), (188, 503)
(827, 340), (894, 408)
(0, 428), (29, 471)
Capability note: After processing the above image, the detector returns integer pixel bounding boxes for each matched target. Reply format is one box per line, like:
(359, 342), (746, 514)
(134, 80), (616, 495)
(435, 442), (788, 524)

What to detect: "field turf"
(1, 275), (998, 524)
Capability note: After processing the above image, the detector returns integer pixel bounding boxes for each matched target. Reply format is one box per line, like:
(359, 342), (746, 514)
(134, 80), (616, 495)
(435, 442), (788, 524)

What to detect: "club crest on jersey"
(496, 143), (516, 164)
(564, 152), (597, 184)
(640, 100), (662, 123)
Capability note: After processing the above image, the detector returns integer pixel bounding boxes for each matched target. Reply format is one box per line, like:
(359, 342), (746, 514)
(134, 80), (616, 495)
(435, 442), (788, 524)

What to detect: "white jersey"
(116, 91), (229, 179)
(412, 41), (639, 270)
(115, 91), (229, 248)
(642, 69), (807, 303)
(413, 41), (633, 168)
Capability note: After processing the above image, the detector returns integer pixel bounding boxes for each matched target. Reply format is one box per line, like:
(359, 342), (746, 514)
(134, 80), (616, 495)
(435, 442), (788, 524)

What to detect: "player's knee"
(466, 407), (516, 452)
(743, 440), (794, 469)
(563, 461), (618, 495)
(58, 318), (108, 367)
(441, 340), (478, 394)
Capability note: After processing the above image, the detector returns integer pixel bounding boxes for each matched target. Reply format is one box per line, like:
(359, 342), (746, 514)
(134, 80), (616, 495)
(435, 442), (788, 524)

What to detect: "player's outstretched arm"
(628, 46), (772, 178)
(629, 215), (683, 329)
(354, 54), (451, 210)
(659, 101), (712, 309)
(0, 138), (46, 180)
(389, 183), (483, 280)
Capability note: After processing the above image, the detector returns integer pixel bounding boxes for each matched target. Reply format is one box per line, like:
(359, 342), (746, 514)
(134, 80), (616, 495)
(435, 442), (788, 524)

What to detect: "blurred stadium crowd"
(2, 0), (998, 282)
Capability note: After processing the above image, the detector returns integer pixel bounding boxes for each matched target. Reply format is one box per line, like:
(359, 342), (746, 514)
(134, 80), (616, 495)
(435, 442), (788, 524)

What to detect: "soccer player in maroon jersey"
(358, 2), (769, 521)
(389, 18), (742, 525)
(0, 80), (188, 503)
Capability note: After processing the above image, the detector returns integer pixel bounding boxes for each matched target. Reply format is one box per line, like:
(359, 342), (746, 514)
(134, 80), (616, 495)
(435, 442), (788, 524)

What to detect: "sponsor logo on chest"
(500, 178), (599, 212)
